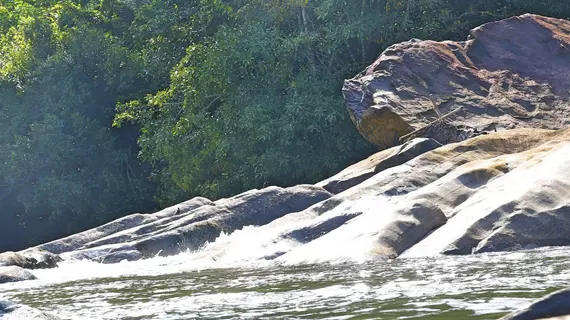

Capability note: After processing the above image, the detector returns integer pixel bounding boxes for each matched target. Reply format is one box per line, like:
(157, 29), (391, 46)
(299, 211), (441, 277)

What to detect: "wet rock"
(371, 200), (447, 258)
(0, 249), (61, 269)
(402, 128), (570, 257)
(499, 288), (570, 320)
(58, 185), (331, 261)
(0, 299), (60, 319)
(64, 245), (142, 264)
(210, 128), (570, 263)
(316, 137), (441, 194)
(38, 197), (213, 254)
(21, 130), (570, 264)
(0, 266), (37, 284)
(344, 14), (570, 149)
(473, 204), (570, 254)
(133, 185), (331, 257)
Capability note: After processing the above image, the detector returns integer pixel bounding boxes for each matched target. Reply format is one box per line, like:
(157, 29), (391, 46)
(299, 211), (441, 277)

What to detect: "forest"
(1, 0), (569, 251)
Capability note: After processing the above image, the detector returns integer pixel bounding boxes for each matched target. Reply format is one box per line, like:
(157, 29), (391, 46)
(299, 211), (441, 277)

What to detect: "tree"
(0, 0), (154, 251)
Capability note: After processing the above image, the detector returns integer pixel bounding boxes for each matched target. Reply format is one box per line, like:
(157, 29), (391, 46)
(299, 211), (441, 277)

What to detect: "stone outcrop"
(308, 128), (570, 262)
(2, 130), (570, 270)
(500, 288), (570, 320)
(0, 266), (37, 284)
(399, 128), (570, 257)
(316, 137), (441, 194)
(343, 14), (570, 149)
(0, 249), (61, 269)
(0, 299), (60, 319)
(35, 185), (331, 263)
(39, 197), (214, 254)
(399, 130), (570, 257)
(192, 128), (570, 264)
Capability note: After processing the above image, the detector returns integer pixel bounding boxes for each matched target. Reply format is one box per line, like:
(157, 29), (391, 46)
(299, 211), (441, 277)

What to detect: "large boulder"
(499, 288), (570, 320)
(316, 137), (441, 194)
(0, 249), (61, 269)
(0, 299), (60, 320)
(344, 14), (570, 149)
(0, 266), (37, 284)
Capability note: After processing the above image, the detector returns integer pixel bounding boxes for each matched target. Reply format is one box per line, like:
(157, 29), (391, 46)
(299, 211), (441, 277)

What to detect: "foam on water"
(3, 247), (570, 319)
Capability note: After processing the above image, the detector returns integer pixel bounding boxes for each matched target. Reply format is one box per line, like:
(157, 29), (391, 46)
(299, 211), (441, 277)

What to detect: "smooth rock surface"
(402, 128), (570, 257)
(9, 129), (570, 268)
(0, 266), (37, 284)
(500, 288), (570, 320)
(49, 185), (331, 262)
(316, 137), (441, 194)
(185, 128), (570, 264)
(344, 14), (570, 149)
(38, 197), (214, 254)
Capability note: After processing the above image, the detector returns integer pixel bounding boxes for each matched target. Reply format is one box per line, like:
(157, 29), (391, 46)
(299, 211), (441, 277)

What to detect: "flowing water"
(2, 245), (570, 319)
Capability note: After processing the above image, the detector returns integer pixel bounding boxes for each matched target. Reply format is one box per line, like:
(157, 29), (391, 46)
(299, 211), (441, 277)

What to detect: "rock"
(316, 137), (441, 194)
(470, 204), (570, 255)
(0, 299), (60, 319)
(499, 288), (570, 320)
(371, 200), (447, 258)
(133, 185), (331, 257)
(278, 198), (448, 263)
(344, 14), (570, 149)
(64, 245), (143, 264)
(193, 128), (570, 264)
(0, 266), (37, 283)
(57, 185), (331, 261)
(42, 127), (569, 264)
(20, 129), (570, 264)
(372, 137), (442, 173)
(0, 249), (61, 269)
(401, 128), (570, 257)
(38, 197), (213, 254)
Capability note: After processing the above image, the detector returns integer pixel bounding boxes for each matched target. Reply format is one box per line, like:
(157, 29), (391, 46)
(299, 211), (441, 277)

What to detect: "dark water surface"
(1, 247), (569, 319)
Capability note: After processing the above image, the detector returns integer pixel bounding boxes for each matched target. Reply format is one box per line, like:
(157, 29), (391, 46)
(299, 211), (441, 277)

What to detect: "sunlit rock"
(402, 128), (570, 257)
(50, 185), (331, 262)
(0, 249), (61, 269)
(191, 128), (570, 264)
(12, 128), (570, 267)
(131, 185), (332, 258)
(0, 266), (36, 284)
(316, 137), (441, 194)
(344, 14), (570, 149)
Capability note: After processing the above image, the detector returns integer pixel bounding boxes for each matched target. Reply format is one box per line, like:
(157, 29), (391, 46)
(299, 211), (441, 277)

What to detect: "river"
(1, 245), (568, 319)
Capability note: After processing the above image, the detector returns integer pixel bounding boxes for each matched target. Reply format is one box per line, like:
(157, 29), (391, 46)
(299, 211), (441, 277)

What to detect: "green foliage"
(119, 0), (568, 204)
(116, 3), (378, 203)
(0, 0), (156, 250)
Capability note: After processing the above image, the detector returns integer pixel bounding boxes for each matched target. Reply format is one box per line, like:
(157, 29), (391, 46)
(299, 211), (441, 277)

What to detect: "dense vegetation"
(1, 0), (569, 251)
